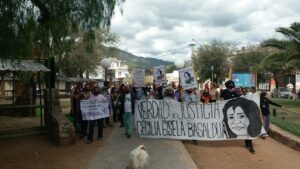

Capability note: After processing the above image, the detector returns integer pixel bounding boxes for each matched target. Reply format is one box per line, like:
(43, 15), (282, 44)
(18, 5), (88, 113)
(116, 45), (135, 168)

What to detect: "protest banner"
(132, 69), (145, 87)
(80, 99), (109, 120)
(135, 94), (262, 140)
(179, 67), (197, 90)
(153, 66), (166, 85)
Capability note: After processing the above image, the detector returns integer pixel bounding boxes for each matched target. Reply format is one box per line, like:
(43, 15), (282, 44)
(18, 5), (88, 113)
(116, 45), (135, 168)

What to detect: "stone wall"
(45, 88), (76, 145)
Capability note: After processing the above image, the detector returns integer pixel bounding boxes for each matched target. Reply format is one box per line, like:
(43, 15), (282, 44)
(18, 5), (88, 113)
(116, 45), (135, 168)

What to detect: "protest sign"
(135, 94), (262, 140)
(80, 99), (109, 120)
(132, 69), (145, 87)
(179, 67), (197, 90)
(153, 66), (166, 85)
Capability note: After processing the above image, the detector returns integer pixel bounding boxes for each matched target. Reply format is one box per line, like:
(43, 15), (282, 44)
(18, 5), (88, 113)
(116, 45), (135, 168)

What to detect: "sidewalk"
(87, 126), (198, 169)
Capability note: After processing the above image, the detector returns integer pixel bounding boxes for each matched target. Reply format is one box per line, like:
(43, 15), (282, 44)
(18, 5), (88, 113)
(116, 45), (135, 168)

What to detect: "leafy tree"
(0, 0), (123, 57)
(192, 40), (236, 83)
(56, 29), (119, 77)
(261, 22), (300, 87)
(232, 45), (267, 72)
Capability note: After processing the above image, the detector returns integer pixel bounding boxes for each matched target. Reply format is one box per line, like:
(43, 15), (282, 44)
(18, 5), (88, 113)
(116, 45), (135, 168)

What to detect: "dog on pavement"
(127, 145), (149, 169)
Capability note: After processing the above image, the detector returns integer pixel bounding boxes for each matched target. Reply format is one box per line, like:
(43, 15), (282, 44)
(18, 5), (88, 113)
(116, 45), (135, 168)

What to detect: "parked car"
(271, 87), (293, 99)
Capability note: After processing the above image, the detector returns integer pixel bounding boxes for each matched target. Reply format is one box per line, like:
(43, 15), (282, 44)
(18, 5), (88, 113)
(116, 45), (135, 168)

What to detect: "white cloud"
(111, 0), (300, 62)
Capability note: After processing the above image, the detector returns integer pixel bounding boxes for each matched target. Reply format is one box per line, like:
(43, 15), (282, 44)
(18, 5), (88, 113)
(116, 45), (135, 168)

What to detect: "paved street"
(87, 126), (198, 169)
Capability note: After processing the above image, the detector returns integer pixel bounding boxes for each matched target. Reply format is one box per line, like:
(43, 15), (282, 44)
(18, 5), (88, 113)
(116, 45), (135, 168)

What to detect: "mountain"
(109, 47), (173, 69)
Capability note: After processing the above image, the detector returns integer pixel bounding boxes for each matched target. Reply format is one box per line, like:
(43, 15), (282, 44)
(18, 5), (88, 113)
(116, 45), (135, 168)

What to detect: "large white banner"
(179, 67), (197, 90)
(153, 66), (166, 85)
(80, 99), (109, 120)
(135, 94), (262, 140)
(133, 69), (145, 87)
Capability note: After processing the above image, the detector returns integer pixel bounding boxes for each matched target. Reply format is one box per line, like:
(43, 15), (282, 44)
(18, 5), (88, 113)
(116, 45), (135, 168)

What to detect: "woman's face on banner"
(227, 106), (249, 136)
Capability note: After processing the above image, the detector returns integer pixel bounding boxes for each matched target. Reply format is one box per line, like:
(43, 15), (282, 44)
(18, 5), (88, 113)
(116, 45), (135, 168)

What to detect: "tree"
(56, 29), (119, 78)
(0, 0), (124, 58)
(192, 40), (236, 83)
(261, 22), (300, 87)
(232, 45), (267, 72)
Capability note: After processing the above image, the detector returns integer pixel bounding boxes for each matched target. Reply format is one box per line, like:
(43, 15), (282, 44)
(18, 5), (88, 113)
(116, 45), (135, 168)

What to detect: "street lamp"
(175, 60), (185, 69)
(211, 65), (214, 82)
(101, 58), (111, 81)
(192, 38), (201, 47)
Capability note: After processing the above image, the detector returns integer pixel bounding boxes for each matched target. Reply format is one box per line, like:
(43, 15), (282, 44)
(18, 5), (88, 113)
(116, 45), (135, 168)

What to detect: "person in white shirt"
(119, 85), (135, 138)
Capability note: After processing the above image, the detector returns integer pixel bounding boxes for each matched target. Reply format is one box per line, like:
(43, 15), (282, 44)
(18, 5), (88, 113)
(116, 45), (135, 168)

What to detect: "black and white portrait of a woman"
(222, 97), (262, 139)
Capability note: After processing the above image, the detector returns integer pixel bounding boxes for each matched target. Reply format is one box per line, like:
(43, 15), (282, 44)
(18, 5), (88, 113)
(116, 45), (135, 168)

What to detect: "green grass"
(270, 98), (300, 108)
(270, 98), (300, 136)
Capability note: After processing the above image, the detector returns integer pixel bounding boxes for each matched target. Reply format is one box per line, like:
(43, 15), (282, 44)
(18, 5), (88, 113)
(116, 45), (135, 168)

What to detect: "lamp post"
(175, 60), (185, 69)
(101, 58), (111, 81)
(211, 65), (214, 83)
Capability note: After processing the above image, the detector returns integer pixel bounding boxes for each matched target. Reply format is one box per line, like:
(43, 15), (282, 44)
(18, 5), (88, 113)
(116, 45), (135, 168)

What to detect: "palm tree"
(260, 22), (300, 88)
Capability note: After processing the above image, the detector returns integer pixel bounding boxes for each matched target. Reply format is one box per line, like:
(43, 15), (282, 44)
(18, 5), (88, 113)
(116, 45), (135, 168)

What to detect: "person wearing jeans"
(260, 92), (282, 138)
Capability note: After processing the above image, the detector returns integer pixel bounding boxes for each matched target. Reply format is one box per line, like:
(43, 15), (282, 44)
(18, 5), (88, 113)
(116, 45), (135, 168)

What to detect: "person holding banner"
(118, 85), (135, 138)
(86, 86), (107, 144)
(220, 80), (256, 154)
(184, 88), (198, 145)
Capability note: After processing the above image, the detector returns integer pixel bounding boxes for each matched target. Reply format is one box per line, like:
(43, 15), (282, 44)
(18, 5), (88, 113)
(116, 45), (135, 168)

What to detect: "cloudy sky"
(110, 0), (300, 62)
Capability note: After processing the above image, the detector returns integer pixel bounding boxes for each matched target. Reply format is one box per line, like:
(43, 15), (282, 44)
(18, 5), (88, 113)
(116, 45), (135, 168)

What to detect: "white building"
(88, 58), (129, 82)
(109, 58), (129, 81)
(166, 70), (179, 85)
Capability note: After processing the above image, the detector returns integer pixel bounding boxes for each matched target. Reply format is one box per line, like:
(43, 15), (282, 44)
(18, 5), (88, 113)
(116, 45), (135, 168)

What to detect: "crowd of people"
(69, 80), (281, 154)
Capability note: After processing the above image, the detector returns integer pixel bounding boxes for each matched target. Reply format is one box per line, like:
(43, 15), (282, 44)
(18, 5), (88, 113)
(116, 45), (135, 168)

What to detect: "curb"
(269, 125), (300, 151)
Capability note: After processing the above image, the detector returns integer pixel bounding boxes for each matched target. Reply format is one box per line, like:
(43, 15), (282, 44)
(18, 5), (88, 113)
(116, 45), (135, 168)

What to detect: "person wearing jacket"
(260, 92), (282, 138)
(118, 85), (135, 138)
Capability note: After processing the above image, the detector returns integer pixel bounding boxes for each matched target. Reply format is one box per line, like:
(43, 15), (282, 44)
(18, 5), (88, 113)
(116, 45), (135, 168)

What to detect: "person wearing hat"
(220, 80), (239, 100)
(220, 80), (255, 154)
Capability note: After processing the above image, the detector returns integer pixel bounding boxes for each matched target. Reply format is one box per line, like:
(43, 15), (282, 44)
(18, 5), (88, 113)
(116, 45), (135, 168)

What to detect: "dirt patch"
(184, 138), (300, 169)
(0, 127), (112, 169)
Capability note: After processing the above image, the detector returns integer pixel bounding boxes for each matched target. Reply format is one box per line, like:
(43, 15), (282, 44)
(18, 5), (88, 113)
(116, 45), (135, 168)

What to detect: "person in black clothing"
(220, 80), (256, 154)
(220, 80), (239, 100)
(260, 92), (282, 138)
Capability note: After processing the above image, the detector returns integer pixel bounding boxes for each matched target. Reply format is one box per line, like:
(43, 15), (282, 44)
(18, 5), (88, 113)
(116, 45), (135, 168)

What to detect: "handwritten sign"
(80, 99), (109, 120)
(133, 69), (145, 87)
(135, 94), (262, 140)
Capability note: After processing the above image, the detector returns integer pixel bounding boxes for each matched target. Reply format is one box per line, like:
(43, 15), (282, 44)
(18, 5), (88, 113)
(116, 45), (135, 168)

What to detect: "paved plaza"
(87, 126), (198, 169)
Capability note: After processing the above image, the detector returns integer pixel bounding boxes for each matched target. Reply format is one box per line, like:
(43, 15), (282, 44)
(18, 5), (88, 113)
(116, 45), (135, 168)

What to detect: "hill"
(109, 47), (173, 69)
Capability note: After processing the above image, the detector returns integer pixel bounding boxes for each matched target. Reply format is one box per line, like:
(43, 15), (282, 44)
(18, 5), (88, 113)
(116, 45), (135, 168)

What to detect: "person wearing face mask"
(118, 85), (135, 138)
(78, 84), (91, 139)
(86, 86), (107, 144)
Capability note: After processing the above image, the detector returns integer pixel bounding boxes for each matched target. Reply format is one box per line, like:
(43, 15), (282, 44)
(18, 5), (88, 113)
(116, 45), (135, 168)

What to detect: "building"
(88, 58), (129, 82)
(108, 58), (129, 81)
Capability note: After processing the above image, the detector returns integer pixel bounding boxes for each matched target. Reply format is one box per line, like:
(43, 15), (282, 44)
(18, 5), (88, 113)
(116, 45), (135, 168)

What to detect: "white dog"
(127, 145), (149, 169)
